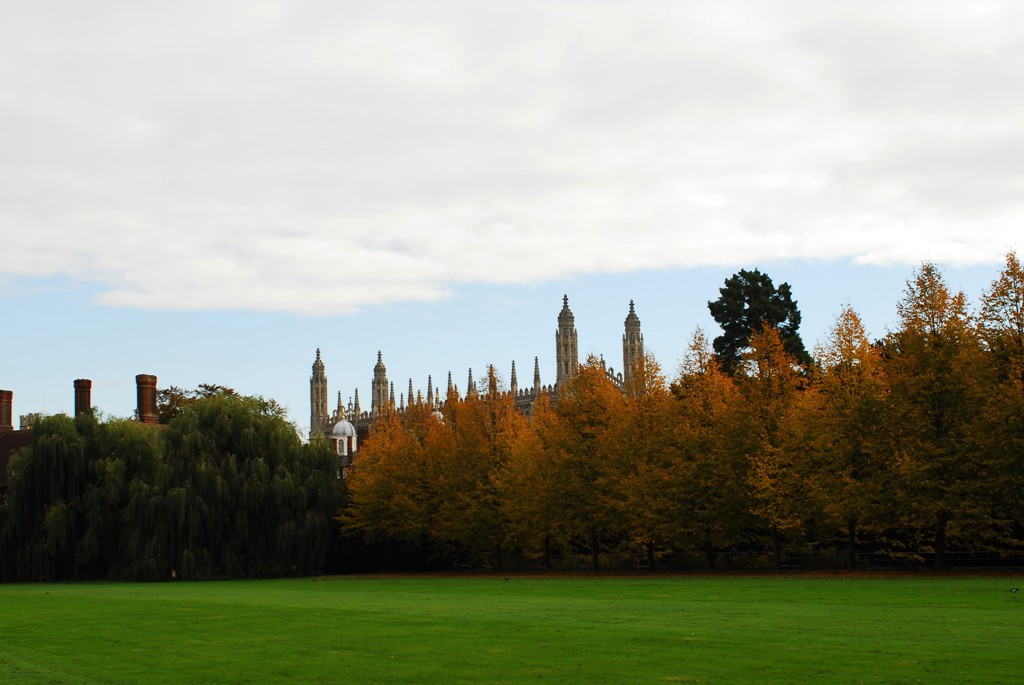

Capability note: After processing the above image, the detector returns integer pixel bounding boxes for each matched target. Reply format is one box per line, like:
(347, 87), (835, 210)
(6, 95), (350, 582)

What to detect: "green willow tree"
(80, 416), (164, 579)
(2, 391), (339, 581)
(122, 392), (339, 580)
(3, 414), (91, 580)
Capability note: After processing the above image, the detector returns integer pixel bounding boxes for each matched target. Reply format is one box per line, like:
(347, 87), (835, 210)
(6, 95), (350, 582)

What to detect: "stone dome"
(331, 419), (356, 437)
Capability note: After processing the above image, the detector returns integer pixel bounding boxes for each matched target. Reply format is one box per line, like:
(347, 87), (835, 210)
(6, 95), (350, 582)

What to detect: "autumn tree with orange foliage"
(340, 405), (441, 559)
(430, 367), (529, 570)
(342, 369), (529, 570)
(884, 263), (987, 568)
(517, 357), (624, 571)
(501, 395), (561, 568)
(665, 331), (753, 568)
(607, 352), (675, 569)
(975, 252), (1024, 530)
(806, 305), (893, 568)
(339, 259), (1024, 572)
(735, 326), (810, 569)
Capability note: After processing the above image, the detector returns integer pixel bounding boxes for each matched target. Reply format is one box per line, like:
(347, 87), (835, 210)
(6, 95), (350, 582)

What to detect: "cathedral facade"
(309, 296), (644, 443)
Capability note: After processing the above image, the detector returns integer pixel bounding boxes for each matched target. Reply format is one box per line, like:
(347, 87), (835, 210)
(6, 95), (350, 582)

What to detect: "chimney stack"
(136, 374), (158, 424)
(74, 379), (92, 417)
(0, 390), (12, 432)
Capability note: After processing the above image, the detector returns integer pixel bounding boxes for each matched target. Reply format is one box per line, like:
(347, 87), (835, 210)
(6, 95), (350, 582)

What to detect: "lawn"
(1, 575), (1021, 683)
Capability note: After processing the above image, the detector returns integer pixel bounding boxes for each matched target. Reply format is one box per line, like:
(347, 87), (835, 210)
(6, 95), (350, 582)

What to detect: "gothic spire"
(625, 299), (641, 332)
(555, 295), (579, 386)
(310, 348), (329, 441)
(372, 351), (389, 416)
(623, 299), (645, 390)
(558, 294), (575, 326)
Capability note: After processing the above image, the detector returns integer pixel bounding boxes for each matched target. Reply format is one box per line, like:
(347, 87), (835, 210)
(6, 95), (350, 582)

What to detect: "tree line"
(0, 394), (341, 581)
(341, 255), (1024, 571)
(3, 256), (1021, 578)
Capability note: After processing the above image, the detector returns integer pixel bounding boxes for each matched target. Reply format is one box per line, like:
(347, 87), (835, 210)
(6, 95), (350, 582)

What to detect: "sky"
(2, 1), (1022, 437)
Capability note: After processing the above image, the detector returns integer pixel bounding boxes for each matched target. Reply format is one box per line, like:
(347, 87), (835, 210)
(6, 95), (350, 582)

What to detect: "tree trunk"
(935, 512), (948, 570)
(646, 540), (655, 571)
(847, 518), (857, 571)
(543, 533), (551, 571)
(771, 526), (782, 571)
(704, 538), (715, 570)
(590, 527), (600, 573)
(493, 541), (503, 573)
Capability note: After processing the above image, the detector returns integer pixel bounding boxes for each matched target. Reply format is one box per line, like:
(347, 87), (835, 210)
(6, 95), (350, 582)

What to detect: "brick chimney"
(136, 374), (158, 424)
(0, 390), (12, 432)
(74, 379), (92, 417)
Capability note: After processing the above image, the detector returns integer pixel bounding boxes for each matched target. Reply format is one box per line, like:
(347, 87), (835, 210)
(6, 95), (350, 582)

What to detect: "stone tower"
(372, 351), (388, 416)
(622, 300), (644, 389)
(310, 349), (329, 438)
(555, 295), (579, 387)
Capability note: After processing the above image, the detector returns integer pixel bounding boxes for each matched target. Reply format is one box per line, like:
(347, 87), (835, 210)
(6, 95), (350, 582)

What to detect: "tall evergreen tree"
(708, 268), (811, 374)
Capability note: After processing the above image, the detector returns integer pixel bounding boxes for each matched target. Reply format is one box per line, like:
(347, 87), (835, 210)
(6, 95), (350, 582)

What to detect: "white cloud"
(1, 1), (1022, 314)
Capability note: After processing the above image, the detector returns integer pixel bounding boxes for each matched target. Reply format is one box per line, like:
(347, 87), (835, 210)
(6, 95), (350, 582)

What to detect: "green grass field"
(1, 575), (1022, 683)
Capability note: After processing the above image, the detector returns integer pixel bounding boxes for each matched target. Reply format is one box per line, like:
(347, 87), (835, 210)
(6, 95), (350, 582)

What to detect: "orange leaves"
(341, 256), (1024, 571)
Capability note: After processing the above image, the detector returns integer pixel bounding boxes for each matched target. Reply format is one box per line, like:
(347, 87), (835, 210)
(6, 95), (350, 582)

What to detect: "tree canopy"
(707, 268), (811, 373)
(2, 391), (340, 581)
(6, 257), (1024, 576)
